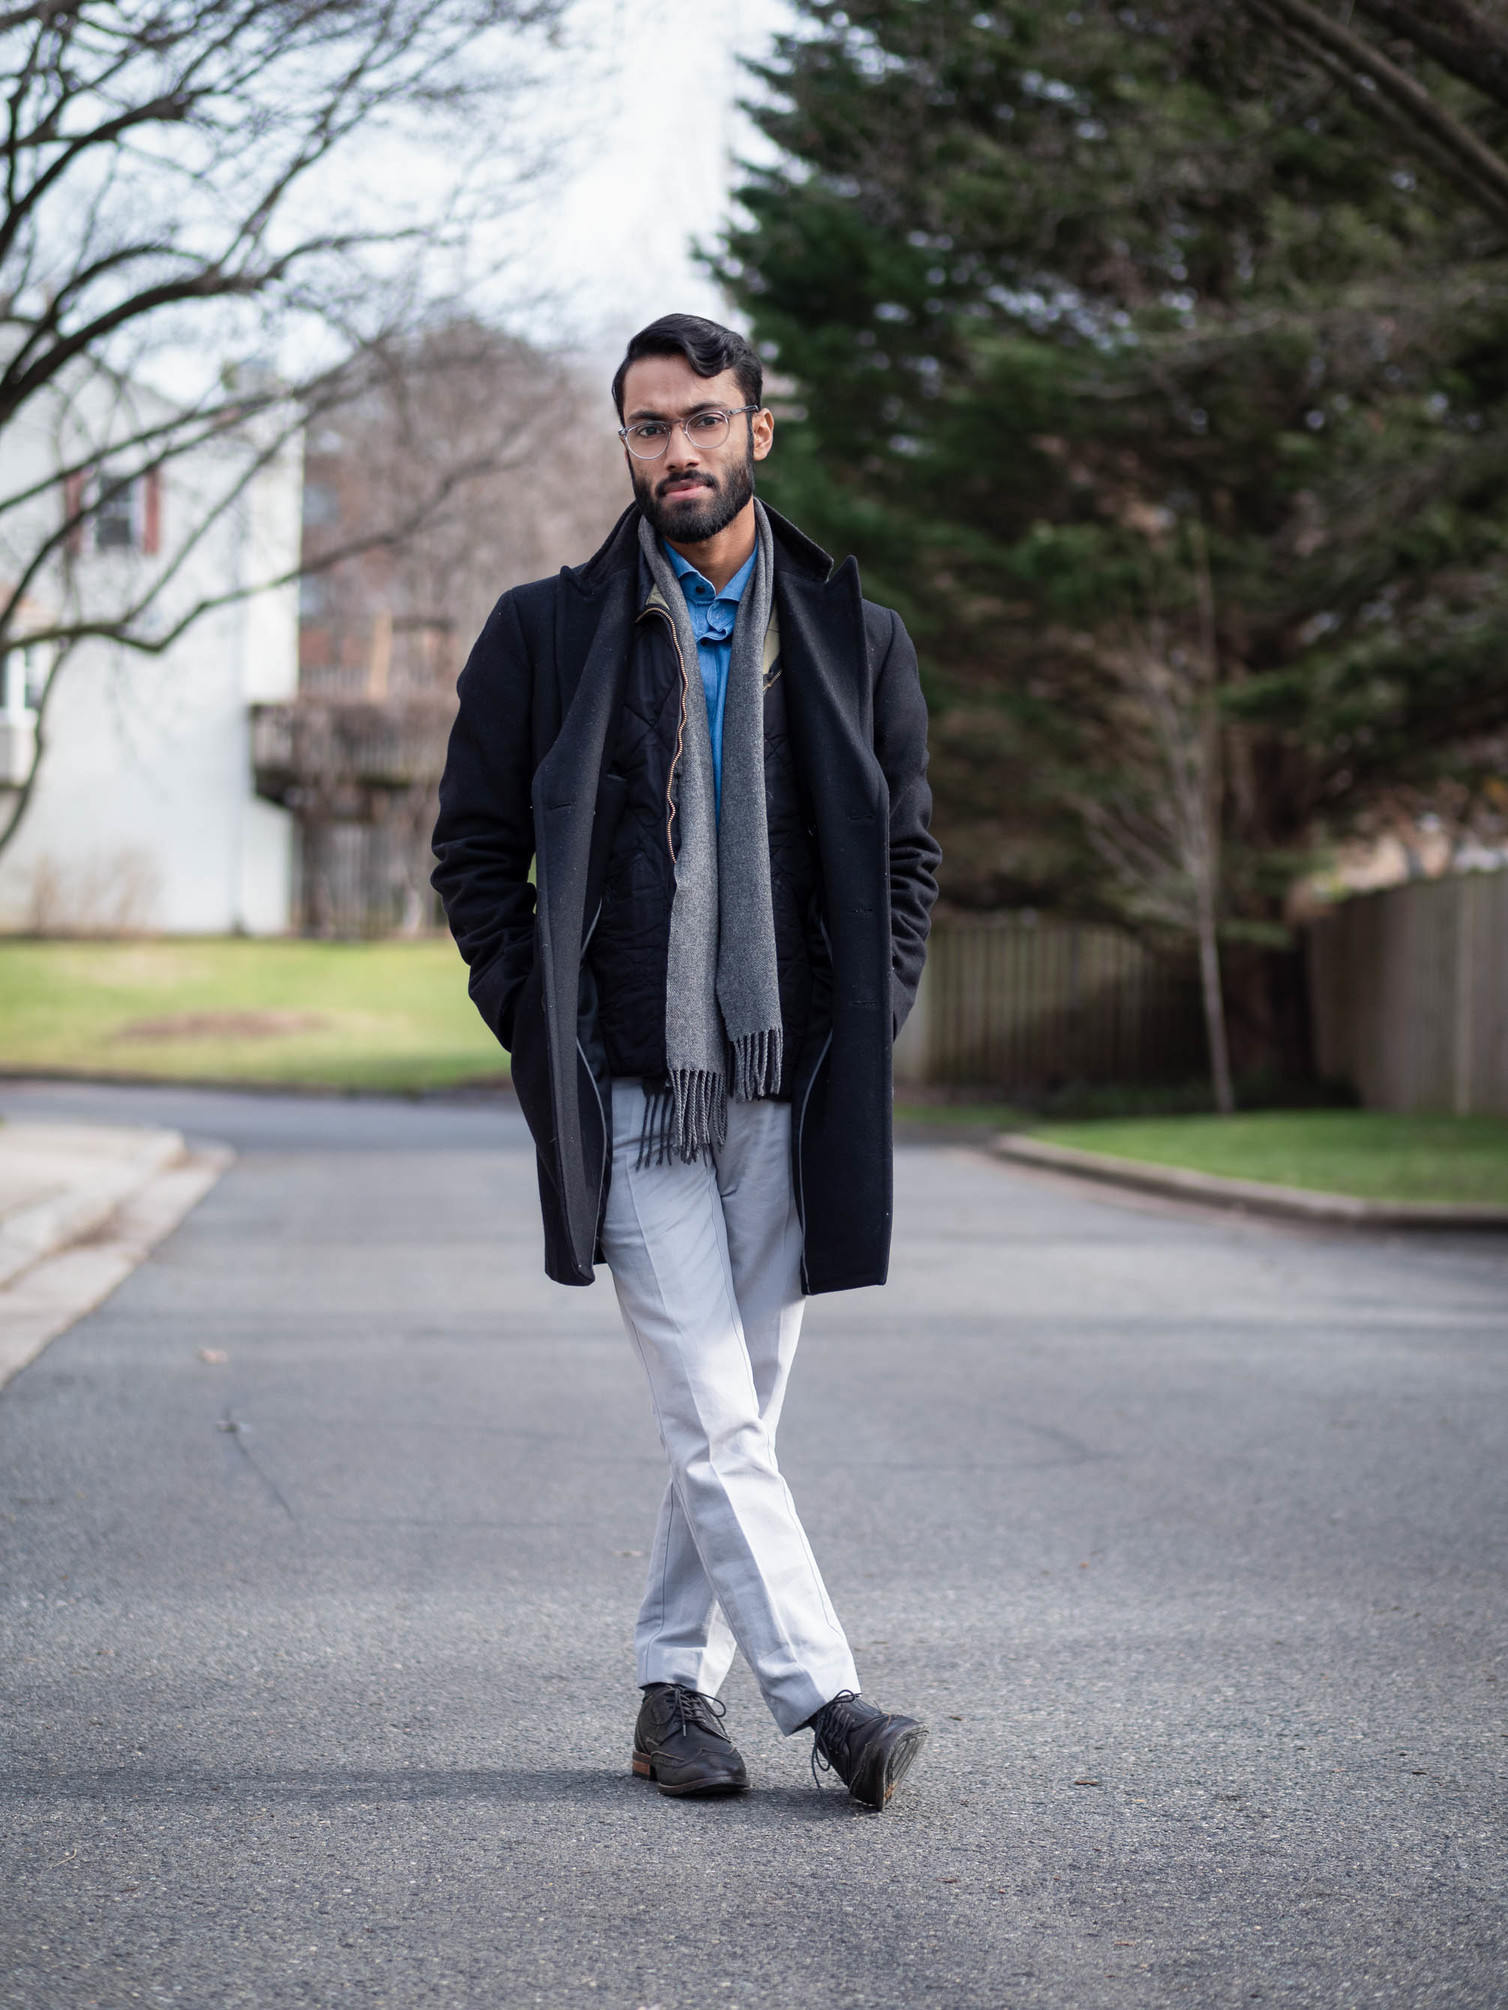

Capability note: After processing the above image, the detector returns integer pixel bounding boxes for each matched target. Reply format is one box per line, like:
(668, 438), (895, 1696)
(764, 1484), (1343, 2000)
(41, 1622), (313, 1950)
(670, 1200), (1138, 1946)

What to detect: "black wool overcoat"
(431, 501), (941, 1294)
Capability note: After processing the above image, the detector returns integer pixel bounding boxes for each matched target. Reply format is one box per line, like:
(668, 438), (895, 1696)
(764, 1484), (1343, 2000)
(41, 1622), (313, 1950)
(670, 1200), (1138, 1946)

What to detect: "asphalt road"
(1, 1078), (1505, 2010)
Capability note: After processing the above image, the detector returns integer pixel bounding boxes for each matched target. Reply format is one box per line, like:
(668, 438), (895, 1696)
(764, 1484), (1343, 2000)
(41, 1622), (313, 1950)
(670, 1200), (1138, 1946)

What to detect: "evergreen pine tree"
(717, 0), (1508, 1080)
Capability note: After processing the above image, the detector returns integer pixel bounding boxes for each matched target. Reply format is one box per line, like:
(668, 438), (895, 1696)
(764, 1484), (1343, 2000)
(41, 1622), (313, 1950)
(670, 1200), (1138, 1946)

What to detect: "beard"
(632, 447), (755, 544)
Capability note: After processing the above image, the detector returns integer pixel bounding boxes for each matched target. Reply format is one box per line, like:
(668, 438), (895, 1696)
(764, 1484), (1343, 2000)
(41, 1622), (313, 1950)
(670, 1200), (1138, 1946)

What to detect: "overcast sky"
(511, 0), (797, 362)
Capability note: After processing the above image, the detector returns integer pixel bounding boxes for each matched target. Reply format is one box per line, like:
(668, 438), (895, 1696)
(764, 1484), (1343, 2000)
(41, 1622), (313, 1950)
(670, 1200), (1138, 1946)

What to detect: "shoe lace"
(671, 1685), (731, 1744)
(809, 1689), (859, 1789)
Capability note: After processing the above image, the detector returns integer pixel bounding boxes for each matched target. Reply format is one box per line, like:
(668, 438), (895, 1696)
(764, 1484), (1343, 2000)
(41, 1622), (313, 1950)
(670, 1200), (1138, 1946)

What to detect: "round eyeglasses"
(618, 405), (760, 460)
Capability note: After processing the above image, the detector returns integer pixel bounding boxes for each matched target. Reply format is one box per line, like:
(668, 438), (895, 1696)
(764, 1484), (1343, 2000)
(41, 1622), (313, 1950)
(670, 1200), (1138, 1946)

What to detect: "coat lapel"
(777, 555), (885, 821)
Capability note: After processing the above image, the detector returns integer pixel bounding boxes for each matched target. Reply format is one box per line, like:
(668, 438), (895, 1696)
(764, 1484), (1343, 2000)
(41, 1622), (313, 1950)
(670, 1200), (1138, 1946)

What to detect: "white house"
(0, 367), (302, 935)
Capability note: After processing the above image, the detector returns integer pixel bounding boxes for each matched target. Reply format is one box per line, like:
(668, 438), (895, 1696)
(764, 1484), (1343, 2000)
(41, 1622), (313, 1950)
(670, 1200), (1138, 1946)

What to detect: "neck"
(664, 498), (757, 592)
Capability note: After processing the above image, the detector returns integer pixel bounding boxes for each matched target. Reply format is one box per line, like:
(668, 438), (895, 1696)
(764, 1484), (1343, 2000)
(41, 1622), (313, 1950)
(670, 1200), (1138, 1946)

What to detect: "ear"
(751, 408), (774, 462)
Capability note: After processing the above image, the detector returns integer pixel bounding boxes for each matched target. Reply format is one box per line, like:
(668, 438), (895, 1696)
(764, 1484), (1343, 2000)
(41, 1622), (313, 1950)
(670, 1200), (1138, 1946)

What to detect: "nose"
(663, 421), (706, 472)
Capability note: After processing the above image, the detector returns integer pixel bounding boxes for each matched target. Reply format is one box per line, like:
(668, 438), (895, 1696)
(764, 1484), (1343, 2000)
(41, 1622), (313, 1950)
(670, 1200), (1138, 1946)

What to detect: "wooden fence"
(894, 912), (1207, 1091)
(1308, 871), (1508, 1115)
(295, 817), (441, 938)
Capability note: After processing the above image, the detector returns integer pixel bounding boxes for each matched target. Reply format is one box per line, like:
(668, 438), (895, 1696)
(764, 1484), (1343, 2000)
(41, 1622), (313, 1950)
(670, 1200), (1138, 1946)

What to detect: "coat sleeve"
(431, 590), (539, 1050)
(870, 604), (942, 1037)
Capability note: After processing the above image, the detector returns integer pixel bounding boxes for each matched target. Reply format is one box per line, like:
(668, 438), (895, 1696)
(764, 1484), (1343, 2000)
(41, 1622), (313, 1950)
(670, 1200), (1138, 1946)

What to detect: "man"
(431, 313), (940, 1812)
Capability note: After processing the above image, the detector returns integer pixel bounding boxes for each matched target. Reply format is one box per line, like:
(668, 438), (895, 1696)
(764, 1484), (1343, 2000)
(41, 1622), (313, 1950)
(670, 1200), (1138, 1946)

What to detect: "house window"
(23, 644), (48, 710)
(3, 648), (29, 719)
(2, 643), (50, 719)
(63, 467), (162, 555)
(95, 481), (138, 549)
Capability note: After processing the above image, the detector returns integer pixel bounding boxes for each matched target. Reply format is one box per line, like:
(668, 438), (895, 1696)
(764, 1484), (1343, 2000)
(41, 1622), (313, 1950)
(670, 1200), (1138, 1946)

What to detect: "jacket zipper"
(578, 1031), (608, 1241)
(578, 898), (608, 1250)
(639, 602), (688, 864)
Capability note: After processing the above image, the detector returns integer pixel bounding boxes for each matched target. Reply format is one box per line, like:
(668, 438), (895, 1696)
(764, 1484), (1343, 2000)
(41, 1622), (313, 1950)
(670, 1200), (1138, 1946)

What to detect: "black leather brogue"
(806, 1691), (927, 1811)
(632, 1683), (750, 1798)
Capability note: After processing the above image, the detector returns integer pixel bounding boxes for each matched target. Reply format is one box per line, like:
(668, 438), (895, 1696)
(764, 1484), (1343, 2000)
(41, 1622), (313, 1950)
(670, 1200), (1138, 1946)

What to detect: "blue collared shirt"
(664, 539), (756, 818)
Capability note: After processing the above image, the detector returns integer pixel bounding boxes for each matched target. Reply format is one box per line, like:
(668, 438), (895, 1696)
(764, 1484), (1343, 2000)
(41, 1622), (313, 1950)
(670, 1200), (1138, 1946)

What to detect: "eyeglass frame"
(617, 404), (762, 460)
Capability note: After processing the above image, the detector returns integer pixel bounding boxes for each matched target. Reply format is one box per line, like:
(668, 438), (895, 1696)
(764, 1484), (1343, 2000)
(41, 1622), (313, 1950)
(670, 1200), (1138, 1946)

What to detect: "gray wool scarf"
(637, 502), (783, 1163)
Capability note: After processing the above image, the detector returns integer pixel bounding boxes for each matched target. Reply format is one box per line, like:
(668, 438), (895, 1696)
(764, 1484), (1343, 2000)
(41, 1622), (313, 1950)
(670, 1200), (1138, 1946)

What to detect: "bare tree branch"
(0, 0), (567, 873)
(1354, 1), (1508, 111)
(1235, 0), (1508, 223)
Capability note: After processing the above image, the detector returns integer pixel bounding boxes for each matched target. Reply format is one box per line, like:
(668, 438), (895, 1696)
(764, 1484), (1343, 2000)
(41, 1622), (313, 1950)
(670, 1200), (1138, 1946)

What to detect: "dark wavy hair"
(611, 313), (763, 419)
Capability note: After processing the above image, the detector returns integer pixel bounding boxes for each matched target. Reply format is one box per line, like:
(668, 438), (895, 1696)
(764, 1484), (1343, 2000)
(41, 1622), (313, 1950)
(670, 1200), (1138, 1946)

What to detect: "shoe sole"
(853, 1723), (928, 1812)
(631, 1749), (749, 1798)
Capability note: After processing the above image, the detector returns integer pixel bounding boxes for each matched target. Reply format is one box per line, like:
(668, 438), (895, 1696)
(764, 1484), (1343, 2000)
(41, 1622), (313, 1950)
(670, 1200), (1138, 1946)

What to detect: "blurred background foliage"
(713, 0), (1508, 1073)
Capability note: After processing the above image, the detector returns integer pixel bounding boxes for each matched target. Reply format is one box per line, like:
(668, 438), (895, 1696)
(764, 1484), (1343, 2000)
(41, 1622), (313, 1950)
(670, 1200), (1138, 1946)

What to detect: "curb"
(993, 1134), (1508, 1230)
(0, 1068), (513, 1101)
(0, 1124), (234, 1390)
(0, 1123), (186, 1286)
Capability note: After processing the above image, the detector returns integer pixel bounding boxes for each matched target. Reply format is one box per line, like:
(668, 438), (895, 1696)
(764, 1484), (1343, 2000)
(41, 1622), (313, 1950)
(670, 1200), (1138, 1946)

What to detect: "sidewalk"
(0, 1120), (231, 1389)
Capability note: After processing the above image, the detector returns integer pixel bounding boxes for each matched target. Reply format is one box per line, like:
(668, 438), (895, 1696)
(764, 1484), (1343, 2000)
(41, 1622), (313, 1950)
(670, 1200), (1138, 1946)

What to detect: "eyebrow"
(625, 400), (727, 423)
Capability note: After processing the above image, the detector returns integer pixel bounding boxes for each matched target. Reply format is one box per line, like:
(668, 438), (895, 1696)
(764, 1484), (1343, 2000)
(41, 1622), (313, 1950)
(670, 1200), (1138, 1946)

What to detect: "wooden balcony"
(251, 696), (455, 811)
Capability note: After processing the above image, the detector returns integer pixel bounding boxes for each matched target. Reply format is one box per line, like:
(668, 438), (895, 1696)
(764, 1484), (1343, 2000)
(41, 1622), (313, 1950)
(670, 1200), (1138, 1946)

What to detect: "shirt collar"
(663, 539), (756, 605)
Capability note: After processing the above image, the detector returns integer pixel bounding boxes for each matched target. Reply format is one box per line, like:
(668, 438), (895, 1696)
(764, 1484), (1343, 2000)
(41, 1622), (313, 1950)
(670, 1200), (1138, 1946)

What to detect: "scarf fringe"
(635, 1035), (784, 1169)
(670, 1066), (727, 1163)
(730, 1027), (783, 1103)
(635, 1082), (678, 1170)
(635, 1070), (734, 1167)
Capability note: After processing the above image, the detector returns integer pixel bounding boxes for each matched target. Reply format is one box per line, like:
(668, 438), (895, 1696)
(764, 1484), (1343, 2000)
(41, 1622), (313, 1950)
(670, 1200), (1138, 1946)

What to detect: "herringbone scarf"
(637, 503), (783, 1163)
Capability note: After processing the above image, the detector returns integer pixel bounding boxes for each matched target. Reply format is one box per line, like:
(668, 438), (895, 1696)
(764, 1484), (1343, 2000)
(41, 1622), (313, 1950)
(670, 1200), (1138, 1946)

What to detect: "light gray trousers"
(600, 1079), (860, 1734)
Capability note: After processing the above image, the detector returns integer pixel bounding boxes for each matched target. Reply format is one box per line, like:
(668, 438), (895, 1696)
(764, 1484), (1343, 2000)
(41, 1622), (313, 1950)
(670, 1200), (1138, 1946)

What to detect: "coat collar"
(565, 499), (833, 597)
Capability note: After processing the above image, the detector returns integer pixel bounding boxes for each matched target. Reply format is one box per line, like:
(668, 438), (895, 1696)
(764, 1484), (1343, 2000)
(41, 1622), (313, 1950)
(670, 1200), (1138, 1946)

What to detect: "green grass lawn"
(1030, 1110), (1508, 1206)
(895, 1099), (1027, 1133)
(0, 937), (507, 1093)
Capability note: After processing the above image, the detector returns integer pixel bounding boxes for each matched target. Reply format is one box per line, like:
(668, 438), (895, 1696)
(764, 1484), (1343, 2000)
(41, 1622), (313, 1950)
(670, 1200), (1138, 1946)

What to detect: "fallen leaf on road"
(1073, 1779), (1103, 1787)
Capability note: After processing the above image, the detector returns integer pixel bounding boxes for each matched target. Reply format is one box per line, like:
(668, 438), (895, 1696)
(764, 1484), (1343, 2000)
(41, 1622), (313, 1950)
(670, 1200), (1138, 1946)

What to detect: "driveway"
(1, 1079), (1504, 2008)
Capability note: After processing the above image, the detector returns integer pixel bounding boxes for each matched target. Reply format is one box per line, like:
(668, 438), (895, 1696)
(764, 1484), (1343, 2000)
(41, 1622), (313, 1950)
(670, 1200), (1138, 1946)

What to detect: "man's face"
(620, 355), (774, 545)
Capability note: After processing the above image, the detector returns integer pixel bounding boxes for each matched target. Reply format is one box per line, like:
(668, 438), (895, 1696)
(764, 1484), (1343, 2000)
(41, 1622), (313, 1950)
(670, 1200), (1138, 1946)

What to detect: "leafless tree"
(263, 318), (623, 935)
(1072, 526), (1237, 1113)
(304, 318), (623, 673)
(0, 0), (565, 862)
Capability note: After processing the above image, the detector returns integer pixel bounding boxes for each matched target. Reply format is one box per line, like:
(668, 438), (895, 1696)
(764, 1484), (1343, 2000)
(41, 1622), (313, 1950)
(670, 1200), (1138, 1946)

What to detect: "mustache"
(654, 471), (718, 500)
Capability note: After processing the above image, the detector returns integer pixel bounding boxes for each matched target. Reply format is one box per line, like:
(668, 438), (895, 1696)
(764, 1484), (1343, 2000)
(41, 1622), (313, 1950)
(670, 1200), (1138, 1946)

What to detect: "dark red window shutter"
(142, 467), (162, 554)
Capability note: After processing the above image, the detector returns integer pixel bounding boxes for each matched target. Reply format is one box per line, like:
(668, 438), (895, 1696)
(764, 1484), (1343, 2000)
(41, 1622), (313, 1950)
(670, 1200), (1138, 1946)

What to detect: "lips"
(660, 477), (715, 500)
